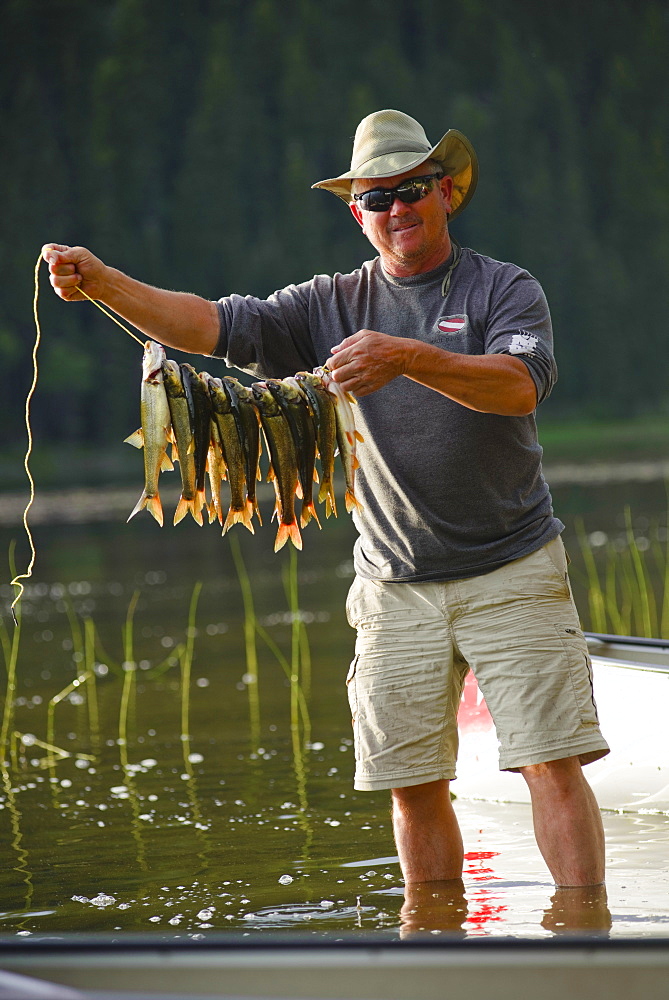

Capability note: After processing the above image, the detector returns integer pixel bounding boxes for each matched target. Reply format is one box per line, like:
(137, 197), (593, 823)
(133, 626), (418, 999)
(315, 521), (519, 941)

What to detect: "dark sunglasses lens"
(395, 180), (427, 203)
(362, 189), (393, 212)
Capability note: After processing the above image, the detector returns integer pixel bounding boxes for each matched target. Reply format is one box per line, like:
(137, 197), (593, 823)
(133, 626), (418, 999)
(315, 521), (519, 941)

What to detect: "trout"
(180, 364), (212, 519)
(294, 371), (338, 518)
(252, 382), (302, 551)
(316, 367), (364, 514)
(161, 360), (202, 526)
(268, 378), (320, 529)
(222, 376), (263, 526)
(209, 377), (254, 534)
(125, 341), (173, 526)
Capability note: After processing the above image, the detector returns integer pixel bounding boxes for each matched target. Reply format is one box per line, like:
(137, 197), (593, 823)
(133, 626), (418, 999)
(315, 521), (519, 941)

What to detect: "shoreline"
(1, 459), (669, 526)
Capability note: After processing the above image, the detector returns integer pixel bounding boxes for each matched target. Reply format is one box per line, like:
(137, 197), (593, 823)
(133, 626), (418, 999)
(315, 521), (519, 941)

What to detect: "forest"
(2, 0), (669, 456)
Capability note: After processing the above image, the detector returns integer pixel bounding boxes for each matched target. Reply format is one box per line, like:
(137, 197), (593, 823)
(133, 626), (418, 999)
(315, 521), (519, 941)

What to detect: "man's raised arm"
(43, 245), (220, 356)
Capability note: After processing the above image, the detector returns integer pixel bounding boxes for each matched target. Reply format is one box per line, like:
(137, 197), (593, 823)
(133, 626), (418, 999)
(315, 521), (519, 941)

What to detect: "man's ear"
(349, 200), (365, 231)
(440, 175), (454, 215)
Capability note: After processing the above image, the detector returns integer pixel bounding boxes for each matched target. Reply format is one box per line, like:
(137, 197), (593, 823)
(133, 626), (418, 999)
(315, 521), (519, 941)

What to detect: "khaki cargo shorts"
(345, 537), (610, 791)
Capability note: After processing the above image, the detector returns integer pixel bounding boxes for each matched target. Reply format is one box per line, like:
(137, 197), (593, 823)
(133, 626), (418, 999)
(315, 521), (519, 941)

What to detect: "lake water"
(0, 475), (668, 941)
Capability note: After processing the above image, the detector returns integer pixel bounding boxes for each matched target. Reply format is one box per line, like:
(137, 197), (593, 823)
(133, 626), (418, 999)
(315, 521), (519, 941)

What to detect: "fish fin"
(173, 496), (189, 525)
(312, 467), (320, 483)
(124, 428), (144, 449)
(222, 506), (255, 535)
(274, 520), (302, 552)
(191, 500), (204, 526)
(345, 489), (363, 514)
(301, 501), (321, 529)
(295, 481), (303, 500)
(146, 495), (164, 524)
(355, 430), (364, 442)
(160, 451), (174, 472)
(345, 391), (357, 404)
(171, 442), (180, 463)
(128, 491), (163, 526)
(207, 499), (220, 524)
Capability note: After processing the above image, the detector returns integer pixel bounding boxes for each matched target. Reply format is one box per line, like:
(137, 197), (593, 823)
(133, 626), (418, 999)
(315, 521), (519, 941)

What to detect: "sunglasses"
(352, 172), (444, 212)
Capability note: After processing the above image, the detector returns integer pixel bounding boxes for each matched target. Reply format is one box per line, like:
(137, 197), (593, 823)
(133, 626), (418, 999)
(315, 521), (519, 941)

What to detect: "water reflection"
(0, 509), (668, 939)
(541, 885), (612, 935)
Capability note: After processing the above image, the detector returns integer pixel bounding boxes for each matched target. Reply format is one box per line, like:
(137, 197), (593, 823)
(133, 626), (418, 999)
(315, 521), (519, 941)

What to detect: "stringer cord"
(9, 252), (145, 625)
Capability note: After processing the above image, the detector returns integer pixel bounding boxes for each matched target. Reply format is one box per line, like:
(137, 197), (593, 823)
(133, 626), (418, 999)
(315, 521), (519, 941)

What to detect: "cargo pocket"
(555, 623), (600, 726)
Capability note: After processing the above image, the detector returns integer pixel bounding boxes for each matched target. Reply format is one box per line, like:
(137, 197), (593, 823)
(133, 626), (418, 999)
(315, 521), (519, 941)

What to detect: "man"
(44, 109), (609, 890)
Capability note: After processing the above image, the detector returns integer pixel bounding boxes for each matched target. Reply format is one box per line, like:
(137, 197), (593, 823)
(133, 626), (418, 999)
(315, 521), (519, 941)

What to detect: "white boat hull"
(455, 635), (669, 813)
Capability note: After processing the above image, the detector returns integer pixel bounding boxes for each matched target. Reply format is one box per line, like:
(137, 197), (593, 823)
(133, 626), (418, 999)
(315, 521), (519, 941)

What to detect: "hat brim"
(311, 129), (478, 220)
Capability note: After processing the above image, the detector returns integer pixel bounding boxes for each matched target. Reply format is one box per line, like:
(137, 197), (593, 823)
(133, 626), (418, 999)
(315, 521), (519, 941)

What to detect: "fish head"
(161, 360), (185, 398)
(142, 341), (166, 383)
(251, 382), (280, 417)
(207, 376), (231, 415)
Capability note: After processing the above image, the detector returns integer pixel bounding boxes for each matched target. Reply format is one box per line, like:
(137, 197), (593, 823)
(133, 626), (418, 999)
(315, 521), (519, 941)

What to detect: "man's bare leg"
(520, 756), (605, 886)
(391, 779), (464, 883)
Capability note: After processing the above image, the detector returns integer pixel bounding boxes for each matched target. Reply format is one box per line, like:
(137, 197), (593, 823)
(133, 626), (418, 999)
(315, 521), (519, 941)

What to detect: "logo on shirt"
(508, 331), (538, 356)
(437, 314), (468, 335)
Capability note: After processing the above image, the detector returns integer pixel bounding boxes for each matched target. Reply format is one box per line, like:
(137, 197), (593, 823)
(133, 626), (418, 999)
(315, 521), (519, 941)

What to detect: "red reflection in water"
(457, 672), (493, 733)
(464, 850), (507, 932)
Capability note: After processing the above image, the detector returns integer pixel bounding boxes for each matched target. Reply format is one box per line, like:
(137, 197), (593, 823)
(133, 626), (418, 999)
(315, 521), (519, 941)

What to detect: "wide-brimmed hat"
(312, 109), (478, 219)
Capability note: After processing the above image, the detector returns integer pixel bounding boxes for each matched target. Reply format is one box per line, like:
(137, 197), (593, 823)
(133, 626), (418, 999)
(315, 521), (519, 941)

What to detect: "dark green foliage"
(2, 0), (668, 454)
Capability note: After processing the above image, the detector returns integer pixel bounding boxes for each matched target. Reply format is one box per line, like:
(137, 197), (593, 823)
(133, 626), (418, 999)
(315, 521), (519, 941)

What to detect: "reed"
(83, 617), (100, 742)
(0, 544), (23, 759)
(229, 534), (261, 744)
(180, 581), (202, 741)
(118, 590), (140, 748)
(576, 505), (669, 638)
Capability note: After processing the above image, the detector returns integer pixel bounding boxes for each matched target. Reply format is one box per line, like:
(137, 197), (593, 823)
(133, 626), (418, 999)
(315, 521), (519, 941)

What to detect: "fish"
(316, 367), (364, 514)
(268, 378), (320, 529)
(124, 340), (173, 525)
(251, 382), (302, 551)
(294, 371), (339, 518)
(222, 376), (263, 526)
(161, 360), (202, 526)
(208, 376), (254, 534)
(206, 414), (226, 525)
(180, 364), (212, 519)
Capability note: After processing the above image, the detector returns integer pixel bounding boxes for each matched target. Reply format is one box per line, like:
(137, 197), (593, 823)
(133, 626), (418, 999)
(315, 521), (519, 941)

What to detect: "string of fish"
(127, 340), (364, 552)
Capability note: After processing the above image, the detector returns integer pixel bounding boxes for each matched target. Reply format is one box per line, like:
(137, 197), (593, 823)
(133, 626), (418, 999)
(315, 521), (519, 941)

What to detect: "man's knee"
(519, 755), (585, 792)
(391, 778), (450, 809)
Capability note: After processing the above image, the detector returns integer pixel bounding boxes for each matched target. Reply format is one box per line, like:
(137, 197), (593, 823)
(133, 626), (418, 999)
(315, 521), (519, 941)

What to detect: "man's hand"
(326, 329), (410, 396)
(42, 244), (109, 302)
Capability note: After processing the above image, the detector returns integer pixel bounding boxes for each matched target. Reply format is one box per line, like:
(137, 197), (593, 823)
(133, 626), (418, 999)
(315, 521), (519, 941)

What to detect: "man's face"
(349, 165), (454, 277)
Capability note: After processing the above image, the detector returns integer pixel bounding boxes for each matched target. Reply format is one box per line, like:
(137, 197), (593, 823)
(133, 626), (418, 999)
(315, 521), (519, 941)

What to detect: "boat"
(1, 933), (669, 1000)
(456, 632), (669, 813)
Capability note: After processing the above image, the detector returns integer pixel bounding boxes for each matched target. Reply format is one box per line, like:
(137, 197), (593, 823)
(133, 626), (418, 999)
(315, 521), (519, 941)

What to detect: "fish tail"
(252, 497), (263, 526)
(207, 499), (220, 524)
(128, 491), (163, 526)
(190, 499), (204, 526)
(344, 489), (363, 514)
(242, 501), (256, 534)
(274, 519), (302, 552)
(301, 500), (321, 529)
(222, 506), (254, 535)
(173, 495), (189, 525)
(319, 480), (337, 518)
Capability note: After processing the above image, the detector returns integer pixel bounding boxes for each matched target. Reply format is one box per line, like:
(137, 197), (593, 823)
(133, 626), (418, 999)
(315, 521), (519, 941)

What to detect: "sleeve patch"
(508, 331), (538, 356)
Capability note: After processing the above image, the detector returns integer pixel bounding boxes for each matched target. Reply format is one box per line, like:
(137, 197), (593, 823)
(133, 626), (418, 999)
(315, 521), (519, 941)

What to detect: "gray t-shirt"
(213, 247), (563, 582)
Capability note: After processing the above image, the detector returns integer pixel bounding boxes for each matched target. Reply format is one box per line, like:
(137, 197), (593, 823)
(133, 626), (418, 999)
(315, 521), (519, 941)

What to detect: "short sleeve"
(212, 281), (318, 380)
(484, 269), (557, 405)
